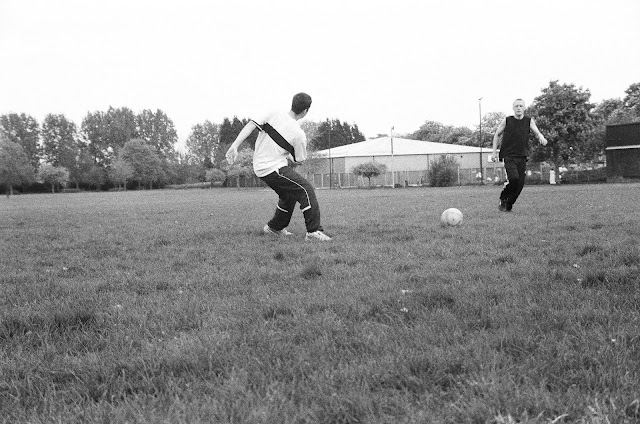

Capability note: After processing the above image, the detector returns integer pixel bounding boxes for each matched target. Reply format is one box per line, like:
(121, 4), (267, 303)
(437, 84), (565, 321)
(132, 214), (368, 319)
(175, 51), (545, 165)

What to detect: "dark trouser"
(260, 166), (323, 233)
(500, 156), (527, 208)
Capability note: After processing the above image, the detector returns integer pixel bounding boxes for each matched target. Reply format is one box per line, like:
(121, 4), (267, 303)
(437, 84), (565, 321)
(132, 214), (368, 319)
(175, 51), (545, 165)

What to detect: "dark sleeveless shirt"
(499, 116), (531, 159)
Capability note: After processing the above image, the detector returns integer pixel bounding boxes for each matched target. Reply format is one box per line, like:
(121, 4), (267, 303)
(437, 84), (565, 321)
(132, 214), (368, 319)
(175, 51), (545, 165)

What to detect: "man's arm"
(225, 121), (258, 164)
(492, 118), (506, 161)
(530, 118), (548, 146)
(290, 135), (307, 164)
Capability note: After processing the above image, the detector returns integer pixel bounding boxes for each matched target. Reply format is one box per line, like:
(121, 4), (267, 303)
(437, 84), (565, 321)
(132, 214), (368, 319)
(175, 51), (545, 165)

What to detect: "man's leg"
(260, 167), (323, 233)
(508, 158), (527, 209)
(267, 195), (297, 231)
(500, 157), (520, 211)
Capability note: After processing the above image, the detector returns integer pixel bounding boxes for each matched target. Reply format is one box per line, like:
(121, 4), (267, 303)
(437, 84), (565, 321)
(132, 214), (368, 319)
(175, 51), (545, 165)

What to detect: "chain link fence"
(222, 164), (607, 188)
(308, 165), (606, 189)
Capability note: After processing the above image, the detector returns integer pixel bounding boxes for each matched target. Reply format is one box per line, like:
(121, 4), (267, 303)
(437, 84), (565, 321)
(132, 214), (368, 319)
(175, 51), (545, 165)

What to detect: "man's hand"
(539, 136), (548, 146)
(492, 150), (498, 162)
(225, 146), (238, 164)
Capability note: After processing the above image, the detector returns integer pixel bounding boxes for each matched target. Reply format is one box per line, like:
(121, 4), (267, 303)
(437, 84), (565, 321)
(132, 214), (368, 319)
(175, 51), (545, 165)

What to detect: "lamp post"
(328, 120), (332, 190)
(390, 126), (394, 188)
(479, 97), (483, 184)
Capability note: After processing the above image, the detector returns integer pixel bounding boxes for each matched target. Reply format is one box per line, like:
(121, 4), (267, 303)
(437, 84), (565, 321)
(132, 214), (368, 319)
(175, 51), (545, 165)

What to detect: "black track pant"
(260, 166), (323, 233)
(500, 156), (527, 208)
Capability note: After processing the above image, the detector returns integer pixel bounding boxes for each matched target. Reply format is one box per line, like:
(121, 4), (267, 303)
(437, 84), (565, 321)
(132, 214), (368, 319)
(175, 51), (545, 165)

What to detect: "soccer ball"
(440, 208), (463, 227)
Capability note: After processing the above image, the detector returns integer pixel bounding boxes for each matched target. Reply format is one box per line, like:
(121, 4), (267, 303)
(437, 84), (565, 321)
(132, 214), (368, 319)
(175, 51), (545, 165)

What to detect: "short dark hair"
(291, 92), (312, 114)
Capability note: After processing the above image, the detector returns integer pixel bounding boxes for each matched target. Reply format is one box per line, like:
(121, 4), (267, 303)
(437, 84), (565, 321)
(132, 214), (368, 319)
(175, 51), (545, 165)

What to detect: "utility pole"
(390, 126), (394, 188)
(328, 121), (332, 189)
(479, 97), (483, 184)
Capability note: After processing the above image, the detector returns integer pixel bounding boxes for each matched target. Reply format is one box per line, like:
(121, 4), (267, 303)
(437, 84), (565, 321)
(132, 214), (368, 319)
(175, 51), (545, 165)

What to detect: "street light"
(328, 122), (332, 189)
(390, 126), (394, 188)
(479, 97), (483, 184)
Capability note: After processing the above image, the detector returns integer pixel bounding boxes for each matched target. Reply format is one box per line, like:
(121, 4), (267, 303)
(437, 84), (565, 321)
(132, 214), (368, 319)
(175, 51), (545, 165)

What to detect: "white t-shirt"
(252, 111), (307, 177)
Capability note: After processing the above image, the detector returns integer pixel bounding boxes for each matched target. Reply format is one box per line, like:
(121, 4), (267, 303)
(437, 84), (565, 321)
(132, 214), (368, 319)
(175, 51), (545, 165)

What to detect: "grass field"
(1, 183), (639, 424)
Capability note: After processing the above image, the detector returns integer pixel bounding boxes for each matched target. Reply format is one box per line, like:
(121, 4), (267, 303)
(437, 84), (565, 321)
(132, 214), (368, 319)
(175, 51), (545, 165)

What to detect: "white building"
(311, 136), (502, 188)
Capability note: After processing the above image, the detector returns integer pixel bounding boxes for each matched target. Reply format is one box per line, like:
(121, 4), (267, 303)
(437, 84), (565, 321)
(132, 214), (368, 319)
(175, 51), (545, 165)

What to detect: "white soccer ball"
(440, 208), (463, 227)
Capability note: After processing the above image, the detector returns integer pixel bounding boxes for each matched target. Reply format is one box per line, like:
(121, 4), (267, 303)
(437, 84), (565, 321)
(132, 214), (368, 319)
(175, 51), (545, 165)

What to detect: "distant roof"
(316, 137), (487, 158)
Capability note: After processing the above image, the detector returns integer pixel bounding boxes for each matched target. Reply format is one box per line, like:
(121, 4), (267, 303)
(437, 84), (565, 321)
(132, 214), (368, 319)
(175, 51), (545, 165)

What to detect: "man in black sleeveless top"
(491, 99), (547, 212)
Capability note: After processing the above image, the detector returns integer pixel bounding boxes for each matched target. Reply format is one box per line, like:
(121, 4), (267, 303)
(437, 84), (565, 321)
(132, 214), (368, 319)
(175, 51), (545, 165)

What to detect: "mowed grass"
(1, 183), (639, 424)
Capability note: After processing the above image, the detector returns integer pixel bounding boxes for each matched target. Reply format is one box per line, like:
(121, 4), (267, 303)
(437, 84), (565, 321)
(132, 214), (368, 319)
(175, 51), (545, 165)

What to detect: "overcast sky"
(1, 0), (639, 146)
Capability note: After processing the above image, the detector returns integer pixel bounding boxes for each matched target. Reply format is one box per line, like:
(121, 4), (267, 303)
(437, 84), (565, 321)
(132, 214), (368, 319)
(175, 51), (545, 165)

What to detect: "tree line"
(0, 108), (366, 195)
(2, 81), (639, 195)
(1, 107), (182, 194)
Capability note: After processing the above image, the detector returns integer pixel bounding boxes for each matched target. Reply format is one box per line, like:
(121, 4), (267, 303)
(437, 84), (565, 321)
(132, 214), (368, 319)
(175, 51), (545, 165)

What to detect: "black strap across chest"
(253, 120), (296, 162)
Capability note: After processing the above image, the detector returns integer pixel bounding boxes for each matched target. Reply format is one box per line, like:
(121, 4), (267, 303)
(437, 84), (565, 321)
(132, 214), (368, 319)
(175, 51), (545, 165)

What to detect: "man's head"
(512, 99), (526, 118)
(291, 92), (312, 118)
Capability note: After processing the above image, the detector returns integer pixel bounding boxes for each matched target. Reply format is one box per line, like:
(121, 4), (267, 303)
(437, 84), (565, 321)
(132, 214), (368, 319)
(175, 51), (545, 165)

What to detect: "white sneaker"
(305, 230), (332, 241)
(263, 224), (293, 236)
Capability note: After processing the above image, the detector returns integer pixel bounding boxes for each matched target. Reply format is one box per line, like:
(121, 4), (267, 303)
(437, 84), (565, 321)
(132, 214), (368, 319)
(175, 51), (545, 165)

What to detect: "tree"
(218, 117), (235, 146)
(427, 155), (458, 187)
(239, 118), (259, 149)
(230, 117), (246, 142)
(352, 161), (387, 187)
(85, 164), (106, 190)
(596, 82), (640, 126)
(82, 107), (137, 166)
(585, 98), (624, 164)
(186, 120), (219, 167)
(110, 156), (134, 190)
(527, 81), (594, 168)
(41, 114), (80, 186)
(411, 120), (447, 142)
(606, 108), (639, 125)
(300, 121), (319, 142)
(311, 119), (364, 150)
(352, 123), (366, 143)
(474, 112), (506, 148)
(410, 120), (477, 146)
(623, 82), (640, 117)
(223, 148), (253, 188)
(136, 109), (178, 161)
(119, 139), (162, 189)
(300, 120), (321, 153)
(205, 168), (226, 187)
(104, 107), (137, 154)
(81, 110), (109, 165)
(170, 152), (207, 184)
(214, 117), (258, 168)
(0, 113), (41, 171)
(38, 164), (70, 193)
(593, 98), (624, 122)
(0, 134), (35, 196)
(447, 126), (474, 145)
(75, 149), (96, 189)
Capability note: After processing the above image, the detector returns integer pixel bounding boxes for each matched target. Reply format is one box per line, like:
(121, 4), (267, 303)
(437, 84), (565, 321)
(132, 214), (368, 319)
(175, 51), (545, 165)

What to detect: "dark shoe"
(498, 200), (508, 212)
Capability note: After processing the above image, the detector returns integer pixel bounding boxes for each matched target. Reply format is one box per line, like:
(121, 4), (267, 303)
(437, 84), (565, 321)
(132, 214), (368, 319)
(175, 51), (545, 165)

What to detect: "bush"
(205, 168), (226, 186)
(427, 155), (458, 187)
(352, 161), (387, 187)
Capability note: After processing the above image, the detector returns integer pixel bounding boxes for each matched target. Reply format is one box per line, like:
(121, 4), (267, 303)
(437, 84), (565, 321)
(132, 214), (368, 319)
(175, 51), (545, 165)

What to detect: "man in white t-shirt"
(225, 92), (331, 241)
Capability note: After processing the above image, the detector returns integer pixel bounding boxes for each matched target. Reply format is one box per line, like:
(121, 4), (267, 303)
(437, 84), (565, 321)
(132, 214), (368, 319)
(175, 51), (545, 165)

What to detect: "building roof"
(316, 137), (488, 158)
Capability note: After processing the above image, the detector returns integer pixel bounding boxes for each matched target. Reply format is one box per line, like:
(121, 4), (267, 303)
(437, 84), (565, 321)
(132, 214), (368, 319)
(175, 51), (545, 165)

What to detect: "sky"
(1, 0), (639, 148)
